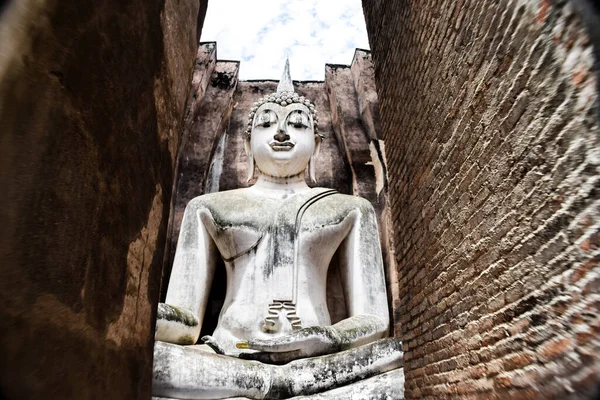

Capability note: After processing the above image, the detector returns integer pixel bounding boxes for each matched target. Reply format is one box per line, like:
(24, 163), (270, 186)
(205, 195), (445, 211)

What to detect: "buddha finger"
(201, 335), (226, 354)
(254, 326), (342, 353)
(239, 349), (302, 364)
(245, 334), (308, 352)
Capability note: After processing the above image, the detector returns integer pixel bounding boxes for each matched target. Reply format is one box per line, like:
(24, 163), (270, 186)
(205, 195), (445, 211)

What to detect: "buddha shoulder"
(299, 190), (377, 228)
(184, 188), (270, 228)
(313, 191), (376, 215)
(184, 188), (375, 224)
(186, 188), (254, 212)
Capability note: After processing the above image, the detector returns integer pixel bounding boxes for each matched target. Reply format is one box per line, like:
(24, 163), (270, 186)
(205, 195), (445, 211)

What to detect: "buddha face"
(249, 103), (320, 178)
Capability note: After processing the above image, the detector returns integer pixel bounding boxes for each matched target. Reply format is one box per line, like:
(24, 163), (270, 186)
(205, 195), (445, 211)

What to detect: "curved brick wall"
(364, 0), (600, 398)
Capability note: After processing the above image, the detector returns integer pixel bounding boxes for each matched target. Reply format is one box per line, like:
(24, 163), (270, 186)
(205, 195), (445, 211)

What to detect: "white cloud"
(200, 0), (370, 80)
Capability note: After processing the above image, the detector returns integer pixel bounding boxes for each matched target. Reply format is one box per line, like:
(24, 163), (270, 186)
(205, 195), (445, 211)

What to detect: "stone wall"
(163, 44), (398, 335)
(364, 0), (600, 398)
(0, 0), (207, 398)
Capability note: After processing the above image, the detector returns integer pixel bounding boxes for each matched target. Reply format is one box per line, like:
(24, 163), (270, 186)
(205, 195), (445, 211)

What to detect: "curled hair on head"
(244, 90), (321, 139)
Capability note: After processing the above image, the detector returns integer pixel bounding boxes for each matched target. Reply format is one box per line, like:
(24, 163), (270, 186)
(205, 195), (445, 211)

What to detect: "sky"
(200, 0), (370, 81)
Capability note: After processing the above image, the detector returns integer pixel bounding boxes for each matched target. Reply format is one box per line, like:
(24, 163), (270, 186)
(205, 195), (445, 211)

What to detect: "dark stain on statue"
(157, 303), (199, 327)
(271, 226), (295, 274)
(232, 373), (268, 396)
(263, 235), (275, 277)
(265, 377), (295, 400)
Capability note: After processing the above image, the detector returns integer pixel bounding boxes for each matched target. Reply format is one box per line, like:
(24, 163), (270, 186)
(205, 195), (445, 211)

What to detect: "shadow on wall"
(0, 0), (207, 398)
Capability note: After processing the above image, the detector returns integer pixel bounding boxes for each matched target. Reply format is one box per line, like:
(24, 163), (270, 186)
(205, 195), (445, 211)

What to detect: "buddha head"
(243, 59), (324, 182)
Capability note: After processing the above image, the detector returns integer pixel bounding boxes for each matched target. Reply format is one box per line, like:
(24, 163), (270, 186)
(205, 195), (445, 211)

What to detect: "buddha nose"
(274, 129), (290, 142)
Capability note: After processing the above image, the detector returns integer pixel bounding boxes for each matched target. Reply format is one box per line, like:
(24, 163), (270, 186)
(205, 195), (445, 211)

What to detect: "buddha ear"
(244, 135), (255, 183)
(308, 135), (322, 183)
(313, 134), (322, 158)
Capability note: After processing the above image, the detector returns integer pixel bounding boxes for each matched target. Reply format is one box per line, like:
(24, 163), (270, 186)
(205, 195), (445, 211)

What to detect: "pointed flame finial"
(246, 55), (322, 139)
(276, 56), (294, 93)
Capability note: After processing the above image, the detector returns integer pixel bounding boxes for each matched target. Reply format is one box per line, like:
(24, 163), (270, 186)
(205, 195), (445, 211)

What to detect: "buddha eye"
(287, 111), (309, 129)
(256, 110), (276, 127)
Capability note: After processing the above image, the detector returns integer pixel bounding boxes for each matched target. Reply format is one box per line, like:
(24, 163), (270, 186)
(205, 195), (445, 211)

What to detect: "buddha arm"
(155, 201), (218, 345)
(335, 199), (390, 347)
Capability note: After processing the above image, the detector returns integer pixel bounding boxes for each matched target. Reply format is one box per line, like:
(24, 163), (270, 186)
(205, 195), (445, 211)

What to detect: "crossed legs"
(153, 338), (403, 400)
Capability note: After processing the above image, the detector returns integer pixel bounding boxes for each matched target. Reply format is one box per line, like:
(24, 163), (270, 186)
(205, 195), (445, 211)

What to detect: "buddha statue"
(152, 60), (404, 399)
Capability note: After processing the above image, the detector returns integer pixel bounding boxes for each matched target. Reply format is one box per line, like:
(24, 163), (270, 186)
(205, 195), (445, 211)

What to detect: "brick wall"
(364, 0), (600, 398)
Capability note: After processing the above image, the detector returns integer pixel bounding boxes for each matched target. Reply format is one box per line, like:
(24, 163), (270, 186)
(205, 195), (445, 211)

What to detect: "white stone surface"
(154, 368), (404, 400)
(153, 65), (403, 399)
(154, 339), (403, 399)
(290, 368), (404, 399)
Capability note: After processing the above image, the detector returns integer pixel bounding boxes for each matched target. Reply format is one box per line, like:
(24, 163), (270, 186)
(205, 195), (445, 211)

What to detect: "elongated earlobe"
(308, 157), (316, 183)
(244, 136), (255, 183)
(308, 136), (322, 183)
(247, 154), (255, 183)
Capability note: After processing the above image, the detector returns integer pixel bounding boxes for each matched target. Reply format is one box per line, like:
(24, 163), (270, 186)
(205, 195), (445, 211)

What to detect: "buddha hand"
(238, 325), (342, 364)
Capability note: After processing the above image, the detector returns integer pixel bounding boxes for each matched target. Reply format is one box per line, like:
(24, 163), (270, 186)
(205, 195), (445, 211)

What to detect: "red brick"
(538, 337), (573, 362)
(364, 0), (600, 397)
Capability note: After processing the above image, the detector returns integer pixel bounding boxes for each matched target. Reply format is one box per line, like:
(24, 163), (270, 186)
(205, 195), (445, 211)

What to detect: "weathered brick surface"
(0, 0), (206, 397)
(364, 0), (600, 398)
